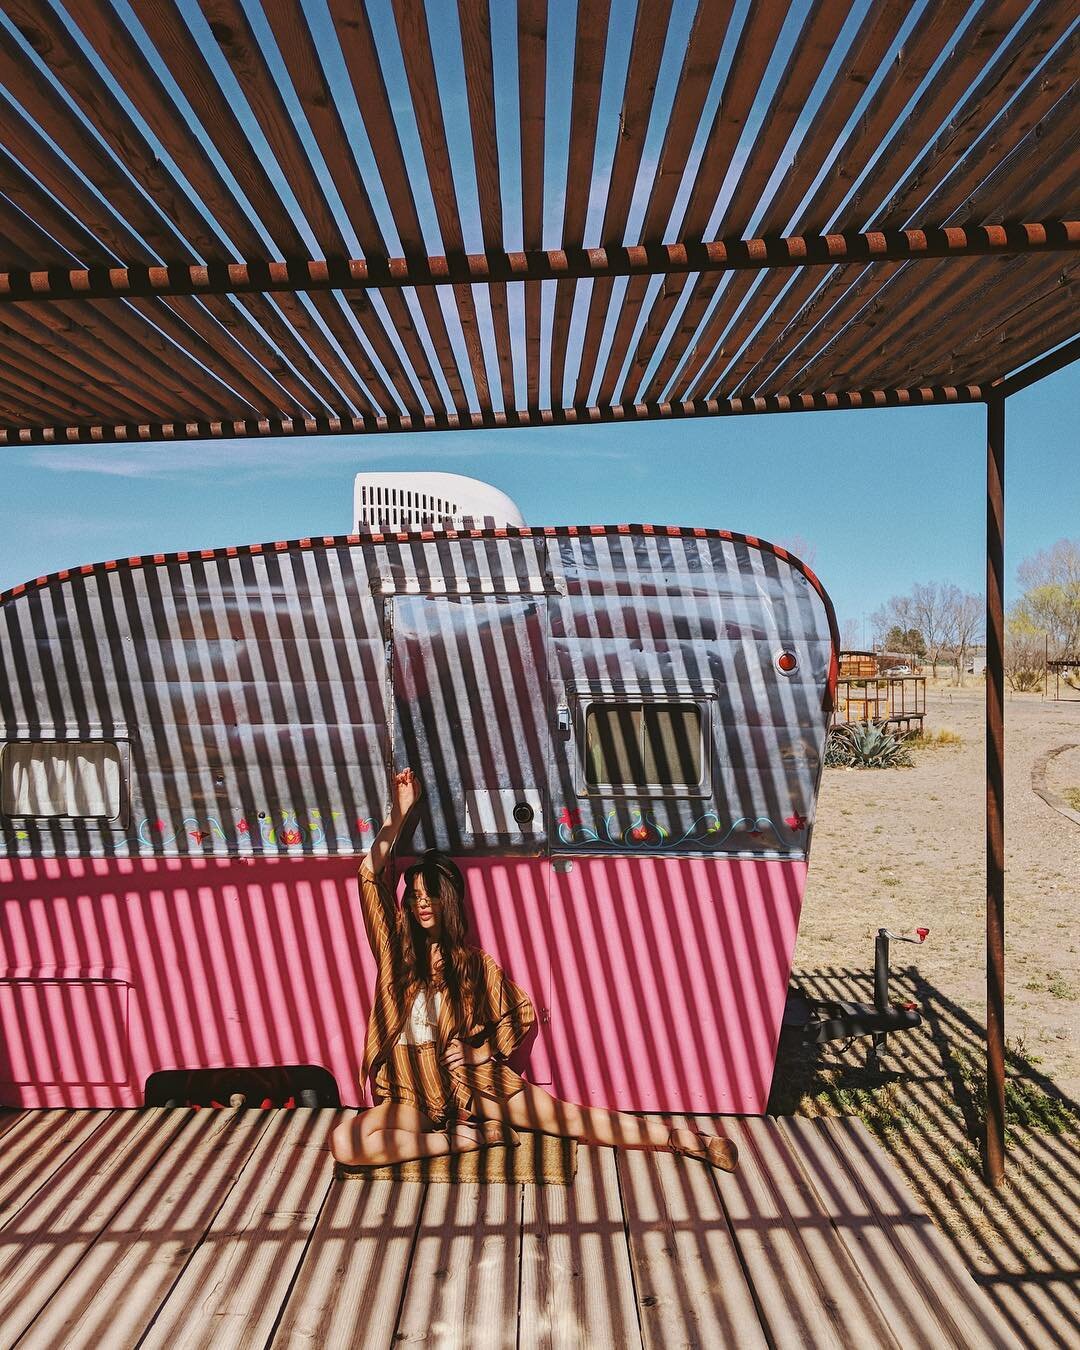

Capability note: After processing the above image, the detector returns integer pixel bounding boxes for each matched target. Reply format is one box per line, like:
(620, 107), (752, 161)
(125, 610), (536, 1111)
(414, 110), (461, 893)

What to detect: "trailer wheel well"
(144, 1064), (340, 1108)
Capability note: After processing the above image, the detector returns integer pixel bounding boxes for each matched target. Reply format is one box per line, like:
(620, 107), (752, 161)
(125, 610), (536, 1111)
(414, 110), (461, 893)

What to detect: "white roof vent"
(353, 472), (526, 533)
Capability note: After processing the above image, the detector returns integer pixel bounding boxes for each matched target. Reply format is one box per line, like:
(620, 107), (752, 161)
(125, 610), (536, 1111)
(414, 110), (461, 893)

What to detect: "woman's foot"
(667, 1127), (739, 1173)
(479, 1119), (520, 1148)
(448, 1123), (486, 1153)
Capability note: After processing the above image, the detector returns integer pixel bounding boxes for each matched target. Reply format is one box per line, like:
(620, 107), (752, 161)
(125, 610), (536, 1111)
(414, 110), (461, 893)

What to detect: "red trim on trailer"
(0, 522), (843, 702)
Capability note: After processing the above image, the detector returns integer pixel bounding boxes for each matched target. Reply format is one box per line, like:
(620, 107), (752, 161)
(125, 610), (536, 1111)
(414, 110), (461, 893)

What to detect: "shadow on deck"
(770, 966), (1080, 1350)
(0, 1101), (1023, 1348)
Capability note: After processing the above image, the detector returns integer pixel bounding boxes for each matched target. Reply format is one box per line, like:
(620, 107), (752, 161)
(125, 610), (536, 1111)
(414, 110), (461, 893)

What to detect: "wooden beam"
(0, 384), (986, 446)
(1, 223), (1076, 305)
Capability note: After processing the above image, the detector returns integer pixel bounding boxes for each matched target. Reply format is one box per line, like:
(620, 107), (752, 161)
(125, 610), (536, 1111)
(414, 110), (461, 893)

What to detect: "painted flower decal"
(558, 806), (582, 830)
(785, 810), (808, 831)
(356, 818), (372, 833)
(628, 825), (649, 842)
(280, 827), (302, 846)
(152, 819), (165, 833)
(235, 818), (249, 835)
(189, 829), (207, 845)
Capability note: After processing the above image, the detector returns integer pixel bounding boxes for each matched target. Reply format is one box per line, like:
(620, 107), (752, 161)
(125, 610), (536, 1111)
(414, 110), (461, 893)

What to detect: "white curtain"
(1, 742), (121, 818)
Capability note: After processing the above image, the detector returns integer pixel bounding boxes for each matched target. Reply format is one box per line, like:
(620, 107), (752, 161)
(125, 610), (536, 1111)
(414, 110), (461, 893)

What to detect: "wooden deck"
(0, 1106), (1021, 1349)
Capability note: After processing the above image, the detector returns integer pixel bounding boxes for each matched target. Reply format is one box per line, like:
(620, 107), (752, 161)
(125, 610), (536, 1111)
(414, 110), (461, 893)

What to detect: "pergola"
(0, 0), (1077, 1184)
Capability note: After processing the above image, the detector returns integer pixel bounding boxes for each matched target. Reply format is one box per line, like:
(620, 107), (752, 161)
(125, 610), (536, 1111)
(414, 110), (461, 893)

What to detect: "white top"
(397, 986), (444, 1046)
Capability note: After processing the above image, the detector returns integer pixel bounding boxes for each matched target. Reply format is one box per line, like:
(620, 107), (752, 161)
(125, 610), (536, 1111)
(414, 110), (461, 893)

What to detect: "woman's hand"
(391, 767), (422, 819)
(443, 1037), (494, 1069)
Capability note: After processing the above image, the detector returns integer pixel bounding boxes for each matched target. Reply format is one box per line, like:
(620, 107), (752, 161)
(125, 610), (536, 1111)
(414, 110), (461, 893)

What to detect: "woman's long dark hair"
(392, 850), (480, 1035)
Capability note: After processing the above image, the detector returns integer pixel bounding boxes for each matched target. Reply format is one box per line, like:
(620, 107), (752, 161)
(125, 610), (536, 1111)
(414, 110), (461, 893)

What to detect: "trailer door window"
(1, 742), (122, 819)
(584, 703), (702, 789)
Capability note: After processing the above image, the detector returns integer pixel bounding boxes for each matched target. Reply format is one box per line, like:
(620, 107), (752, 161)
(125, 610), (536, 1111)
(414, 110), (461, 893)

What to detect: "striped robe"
(356, 858), (536, 1100)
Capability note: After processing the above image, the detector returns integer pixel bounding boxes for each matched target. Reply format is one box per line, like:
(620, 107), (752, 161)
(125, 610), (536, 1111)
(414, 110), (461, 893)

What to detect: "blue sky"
(0, 0), (1075, 635)
(2, 361), (1075, 641)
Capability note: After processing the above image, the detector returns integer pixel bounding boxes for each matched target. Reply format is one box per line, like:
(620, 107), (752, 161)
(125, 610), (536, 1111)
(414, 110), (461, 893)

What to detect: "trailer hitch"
(784, 926), (930, 1069)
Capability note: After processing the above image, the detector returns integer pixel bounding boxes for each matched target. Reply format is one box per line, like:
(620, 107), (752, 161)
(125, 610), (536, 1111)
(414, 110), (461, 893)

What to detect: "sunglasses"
(403, 889), (434, 906)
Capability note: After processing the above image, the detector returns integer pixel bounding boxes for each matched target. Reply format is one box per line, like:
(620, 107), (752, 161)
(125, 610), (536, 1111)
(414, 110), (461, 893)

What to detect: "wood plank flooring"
(0, 1108), (1024, 1349)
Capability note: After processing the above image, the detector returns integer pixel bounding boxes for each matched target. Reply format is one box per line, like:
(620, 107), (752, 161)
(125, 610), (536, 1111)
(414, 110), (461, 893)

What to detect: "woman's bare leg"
(330, 1101), (487, 1166)
(471, 1083), (704, 1152)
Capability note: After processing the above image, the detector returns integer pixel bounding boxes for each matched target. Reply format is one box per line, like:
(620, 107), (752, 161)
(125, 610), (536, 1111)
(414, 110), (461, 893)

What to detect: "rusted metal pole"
(993, 333), (1080, 399)
(985, 394), (1006, 1188)
(0, 222), (1077, 304)
(0, 384), (987, 446)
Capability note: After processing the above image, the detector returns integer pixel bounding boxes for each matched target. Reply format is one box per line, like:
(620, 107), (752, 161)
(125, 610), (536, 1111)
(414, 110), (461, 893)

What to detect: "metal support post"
(985, 395), (1006, 1187)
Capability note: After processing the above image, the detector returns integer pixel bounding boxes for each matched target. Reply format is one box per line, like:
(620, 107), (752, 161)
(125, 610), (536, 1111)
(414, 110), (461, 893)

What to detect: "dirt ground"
(778, 686), (1080, 1348)
(803, 685), (1080, 1097)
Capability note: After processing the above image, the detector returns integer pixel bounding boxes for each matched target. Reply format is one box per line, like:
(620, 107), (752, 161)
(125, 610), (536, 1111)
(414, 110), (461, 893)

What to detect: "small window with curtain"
(1, 741), (123, 819)
(583, 701), (705, 792)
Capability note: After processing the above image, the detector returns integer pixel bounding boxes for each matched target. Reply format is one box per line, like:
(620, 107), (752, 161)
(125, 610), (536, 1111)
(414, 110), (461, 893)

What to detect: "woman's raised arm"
(364, 768), (422, 876)
(356, 769), (422, 956)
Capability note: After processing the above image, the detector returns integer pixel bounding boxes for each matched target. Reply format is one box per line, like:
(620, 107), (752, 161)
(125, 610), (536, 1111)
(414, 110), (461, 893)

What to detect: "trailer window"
(584, 703), (702, 788)
(1, 742), (122, 819)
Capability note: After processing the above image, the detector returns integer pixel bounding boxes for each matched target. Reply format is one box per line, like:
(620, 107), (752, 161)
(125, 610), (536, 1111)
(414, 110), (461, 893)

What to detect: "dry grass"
(1063, 786), (1080, 813)
(909, 726), (963, 749)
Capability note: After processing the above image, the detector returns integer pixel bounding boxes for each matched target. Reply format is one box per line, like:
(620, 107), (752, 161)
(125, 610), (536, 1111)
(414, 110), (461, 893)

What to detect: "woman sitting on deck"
(330, 768), (739, 1173)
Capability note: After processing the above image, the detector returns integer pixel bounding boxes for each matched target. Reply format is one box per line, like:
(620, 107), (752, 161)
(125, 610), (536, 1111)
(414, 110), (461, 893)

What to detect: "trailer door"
(390, 593), (553, 1082)
(390, 594), (550, 853)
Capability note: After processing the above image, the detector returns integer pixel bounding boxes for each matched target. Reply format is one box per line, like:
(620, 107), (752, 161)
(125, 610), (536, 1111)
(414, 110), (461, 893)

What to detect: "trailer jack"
(784, 927), (930, 1070)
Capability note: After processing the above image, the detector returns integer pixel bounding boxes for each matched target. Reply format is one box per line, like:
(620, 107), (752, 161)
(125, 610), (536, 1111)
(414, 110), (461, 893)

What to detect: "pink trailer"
(0, 521), (837, 1113)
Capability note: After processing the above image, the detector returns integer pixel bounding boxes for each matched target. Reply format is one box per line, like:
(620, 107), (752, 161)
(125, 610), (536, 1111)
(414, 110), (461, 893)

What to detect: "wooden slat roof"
(0, 0), (1076, 446)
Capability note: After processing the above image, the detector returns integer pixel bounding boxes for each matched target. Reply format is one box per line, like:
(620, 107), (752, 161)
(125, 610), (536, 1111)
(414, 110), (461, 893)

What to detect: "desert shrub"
(825, 721), (914, 768)
(1007, 664), (1044, 693)
(1063, 787), (1080, 813)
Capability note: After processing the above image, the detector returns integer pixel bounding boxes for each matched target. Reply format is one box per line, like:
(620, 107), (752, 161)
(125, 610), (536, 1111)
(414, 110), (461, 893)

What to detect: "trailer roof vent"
(353, 472), (526, 533)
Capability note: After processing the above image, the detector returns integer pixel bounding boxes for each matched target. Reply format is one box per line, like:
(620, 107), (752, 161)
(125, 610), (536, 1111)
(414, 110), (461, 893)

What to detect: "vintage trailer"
(0, 505), (837, 1114)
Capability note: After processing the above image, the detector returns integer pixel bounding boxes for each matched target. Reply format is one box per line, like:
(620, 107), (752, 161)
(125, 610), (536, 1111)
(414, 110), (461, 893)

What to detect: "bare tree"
(942, 587), (983, 683)
(912, 582), (951, 676)
(775, 534), (818, 568)
(840, 617), (862, 649)
(872, 594), (919, 656)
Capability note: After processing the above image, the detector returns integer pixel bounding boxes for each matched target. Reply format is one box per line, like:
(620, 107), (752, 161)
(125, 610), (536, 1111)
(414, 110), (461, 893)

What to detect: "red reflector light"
(776, 650), (798, 673)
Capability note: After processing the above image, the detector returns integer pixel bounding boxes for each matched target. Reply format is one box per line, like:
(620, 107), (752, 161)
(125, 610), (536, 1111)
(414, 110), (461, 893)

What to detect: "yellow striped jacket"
(356, 858), (536, 1091)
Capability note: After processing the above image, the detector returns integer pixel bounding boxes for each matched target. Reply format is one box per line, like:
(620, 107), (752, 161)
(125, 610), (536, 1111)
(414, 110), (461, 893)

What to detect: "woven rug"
(336, 1132), (578, 1185)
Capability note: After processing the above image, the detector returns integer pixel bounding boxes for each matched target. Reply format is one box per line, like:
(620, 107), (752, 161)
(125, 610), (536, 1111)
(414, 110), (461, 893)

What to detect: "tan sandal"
(668, 1129), (738, 1173)
(480, 1120), (521, 1148)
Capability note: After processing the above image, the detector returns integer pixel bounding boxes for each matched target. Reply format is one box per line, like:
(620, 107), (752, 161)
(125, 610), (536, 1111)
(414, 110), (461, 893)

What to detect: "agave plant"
(825, 721), (914, 769)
